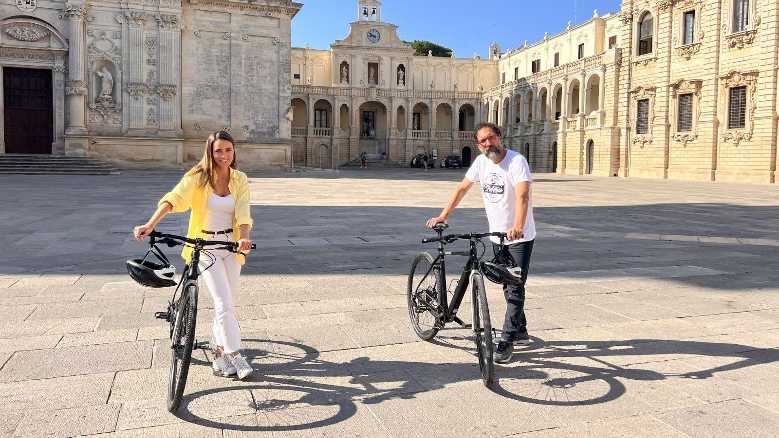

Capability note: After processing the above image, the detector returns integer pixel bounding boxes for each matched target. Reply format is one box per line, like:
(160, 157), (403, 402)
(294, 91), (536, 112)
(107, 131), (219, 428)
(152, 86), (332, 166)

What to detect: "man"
(426, 122), (536, 364)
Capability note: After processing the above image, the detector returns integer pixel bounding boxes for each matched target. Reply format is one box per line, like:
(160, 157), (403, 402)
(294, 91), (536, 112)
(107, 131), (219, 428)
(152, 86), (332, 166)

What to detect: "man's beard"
(483, 146), (500, 160)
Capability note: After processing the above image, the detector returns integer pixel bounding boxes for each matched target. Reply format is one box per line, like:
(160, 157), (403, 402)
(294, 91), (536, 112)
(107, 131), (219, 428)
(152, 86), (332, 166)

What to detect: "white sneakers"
(212, 352), (253, 380)
(212, 355), (237, 377)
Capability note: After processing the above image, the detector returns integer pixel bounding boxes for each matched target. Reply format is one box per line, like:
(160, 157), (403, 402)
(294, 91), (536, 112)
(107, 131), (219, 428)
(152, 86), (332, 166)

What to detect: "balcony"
(292, 127), (307, 137)
(566, 119), (578, 130)
(585, 115), (598, 129)
(411, 130), (430, 139)
(312, 127), (332, 137)
(458, 130), (474, 139)
(292, 85), (481, 100)
(434, 130), (452, 139)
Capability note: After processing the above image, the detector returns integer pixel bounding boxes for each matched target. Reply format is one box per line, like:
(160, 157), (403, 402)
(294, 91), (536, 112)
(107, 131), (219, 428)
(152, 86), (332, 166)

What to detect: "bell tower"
(358, 0), (381, 22)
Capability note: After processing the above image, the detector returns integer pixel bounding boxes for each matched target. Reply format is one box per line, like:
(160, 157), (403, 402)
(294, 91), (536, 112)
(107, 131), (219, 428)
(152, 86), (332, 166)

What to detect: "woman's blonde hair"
(187, 130), (237, 188)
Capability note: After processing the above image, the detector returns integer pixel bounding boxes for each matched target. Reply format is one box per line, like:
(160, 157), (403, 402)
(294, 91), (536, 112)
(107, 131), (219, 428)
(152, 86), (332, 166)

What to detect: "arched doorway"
(319, 144), (330, 169)
(462, 146), (472, 165)
(586, 140), (594, 174)
(358, 101), (388, 156)
(551, 142), (558, 172)
(458, 104), (475, 131)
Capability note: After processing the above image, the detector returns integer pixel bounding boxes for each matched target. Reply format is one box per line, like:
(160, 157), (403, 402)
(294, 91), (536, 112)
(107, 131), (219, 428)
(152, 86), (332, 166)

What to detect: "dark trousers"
(493, 239), (534, 342)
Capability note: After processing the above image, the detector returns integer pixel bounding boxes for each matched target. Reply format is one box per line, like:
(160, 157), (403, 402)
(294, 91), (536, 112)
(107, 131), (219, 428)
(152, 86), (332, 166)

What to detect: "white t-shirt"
(465, 149), (536, 244)
(204, 193), (235, 231)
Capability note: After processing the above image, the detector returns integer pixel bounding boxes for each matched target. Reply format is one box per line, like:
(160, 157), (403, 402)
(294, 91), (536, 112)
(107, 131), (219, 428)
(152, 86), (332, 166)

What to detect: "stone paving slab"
(3, 169), (779, 436)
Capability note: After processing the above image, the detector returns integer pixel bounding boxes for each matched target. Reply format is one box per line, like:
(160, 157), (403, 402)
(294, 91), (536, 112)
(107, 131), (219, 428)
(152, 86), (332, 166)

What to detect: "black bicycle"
(407, 223), (510, 387)
(147, 230), (255, 412)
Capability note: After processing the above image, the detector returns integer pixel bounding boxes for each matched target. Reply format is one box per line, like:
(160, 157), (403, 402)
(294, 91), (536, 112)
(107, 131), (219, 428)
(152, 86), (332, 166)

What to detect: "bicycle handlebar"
(422, 231), (506, 245)
(149, 230), (257, 252)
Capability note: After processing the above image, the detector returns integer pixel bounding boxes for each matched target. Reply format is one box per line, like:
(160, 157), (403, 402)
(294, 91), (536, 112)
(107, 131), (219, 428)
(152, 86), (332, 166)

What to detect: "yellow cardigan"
(158, 169), (253, 265)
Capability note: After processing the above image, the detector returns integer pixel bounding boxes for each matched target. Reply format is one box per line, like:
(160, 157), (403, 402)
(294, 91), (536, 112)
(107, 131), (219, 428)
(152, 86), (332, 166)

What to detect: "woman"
(133, 130), (254, 379)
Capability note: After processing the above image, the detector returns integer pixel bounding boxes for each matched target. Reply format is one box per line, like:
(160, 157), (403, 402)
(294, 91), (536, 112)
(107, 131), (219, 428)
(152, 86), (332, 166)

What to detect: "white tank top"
(204, 193), (235, 231)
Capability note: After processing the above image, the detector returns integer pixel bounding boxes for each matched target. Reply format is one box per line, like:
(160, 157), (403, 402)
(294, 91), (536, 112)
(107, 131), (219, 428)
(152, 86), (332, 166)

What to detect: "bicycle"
(407, 223), (511, 387)
(145, 230), (255, 412)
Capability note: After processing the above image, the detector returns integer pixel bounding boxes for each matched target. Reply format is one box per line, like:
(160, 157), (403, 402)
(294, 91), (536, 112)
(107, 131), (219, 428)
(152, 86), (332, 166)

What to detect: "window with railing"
(314, 109), (329, 128)
(412, 112), (421, 131)
(636, 99), (649, 134)
(677, 94), (693, 132)
(728, 86), (747, 129)
(361, 111), (376, 137)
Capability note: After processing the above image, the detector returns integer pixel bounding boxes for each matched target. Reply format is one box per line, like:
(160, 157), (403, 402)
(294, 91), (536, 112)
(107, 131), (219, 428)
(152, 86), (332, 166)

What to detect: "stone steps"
(0, 154), (120, 175)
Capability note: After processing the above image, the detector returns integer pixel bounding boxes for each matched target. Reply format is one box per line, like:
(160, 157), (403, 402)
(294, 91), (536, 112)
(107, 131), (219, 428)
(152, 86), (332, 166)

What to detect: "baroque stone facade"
(0, 0), (300, 168)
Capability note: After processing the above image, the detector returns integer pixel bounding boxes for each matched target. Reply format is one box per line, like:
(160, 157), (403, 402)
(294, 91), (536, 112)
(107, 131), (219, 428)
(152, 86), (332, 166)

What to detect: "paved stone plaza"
(1, 168), (779, 437)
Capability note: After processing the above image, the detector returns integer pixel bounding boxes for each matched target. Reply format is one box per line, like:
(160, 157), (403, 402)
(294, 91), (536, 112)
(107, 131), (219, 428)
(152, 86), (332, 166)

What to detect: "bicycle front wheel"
(407, 252), (442, 341)
(472, 274), (494, 387)
(167, 282), (198, 412)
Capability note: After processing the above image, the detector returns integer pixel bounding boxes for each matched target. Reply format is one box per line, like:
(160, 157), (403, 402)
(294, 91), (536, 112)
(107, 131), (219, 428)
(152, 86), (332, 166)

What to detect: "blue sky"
(291, 0), (622, 57)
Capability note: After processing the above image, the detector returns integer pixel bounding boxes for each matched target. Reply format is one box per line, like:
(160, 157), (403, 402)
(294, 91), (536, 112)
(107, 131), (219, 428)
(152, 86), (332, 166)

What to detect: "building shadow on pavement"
(175, 336), (779, 432)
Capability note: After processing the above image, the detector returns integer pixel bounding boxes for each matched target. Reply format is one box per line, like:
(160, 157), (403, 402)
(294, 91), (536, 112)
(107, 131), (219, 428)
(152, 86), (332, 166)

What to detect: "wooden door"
(3, 67), (53, 154)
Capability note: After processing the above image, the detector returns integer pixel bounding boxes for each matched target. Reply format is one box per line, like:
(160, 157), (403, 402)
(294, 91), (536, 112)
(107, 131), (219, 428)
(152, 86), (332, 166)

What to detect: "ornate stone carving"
(619, 11), (633, 24)
(632, 56), (656, 67)
(127, 82), (148, 99)
(156, 84), (177, 100)
(16, 0), (37, 13)
(146, 108), (158, 127)
(60, 3), (88, 19)
(657, 0), (671, 11)
(0, 47), (54, 61)
(223, 32), (232, 40)
(725, 29), (757, 49)
(720, 70), (758, 146)
(155, 14), (179, 30)
(673, 132), (698, 146)
(676, 42), (701, 60)
(65, 80), (87, 95)
(124, 11), (147, 25)
(52, 63), (67, 74)
(193, 29), (201, 38)
(4, 24), (49, 42)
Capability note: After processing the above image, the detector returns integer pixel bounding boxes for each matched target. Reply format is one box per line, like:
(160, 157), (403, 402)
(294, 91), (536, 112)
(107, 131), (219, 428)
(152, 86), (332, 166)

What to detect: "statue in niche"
(397, 67), (405, 86)
(340, 62), (349, 84)
(368, 64), (377, 85)
(95, 67), (114, 104)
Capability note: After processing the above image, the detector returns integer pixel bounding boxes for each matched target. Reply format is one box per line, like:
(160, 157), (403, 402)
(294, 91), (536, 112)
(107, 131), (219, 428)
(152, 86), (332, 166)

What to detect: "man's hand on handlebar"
(507, 226), (524, 241)
(425, 216), (447, 228)
(133, 224), (154, 240)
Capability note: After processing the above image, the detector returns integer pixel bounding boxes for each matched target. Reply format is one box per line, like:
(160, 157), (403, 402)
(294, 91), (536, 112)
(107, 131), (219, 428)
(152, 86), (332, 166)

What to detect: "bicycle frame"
(428, 235), (484, 326)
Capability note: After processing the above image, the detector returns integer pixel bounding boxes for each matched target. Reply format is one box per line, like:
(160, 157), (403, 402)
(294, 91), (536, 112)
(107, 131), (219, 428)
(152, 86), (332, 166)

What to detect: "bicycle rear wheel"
(472, 274), (494, 387)
(407, 252), (442, 341)
(167, 282), (198, 412)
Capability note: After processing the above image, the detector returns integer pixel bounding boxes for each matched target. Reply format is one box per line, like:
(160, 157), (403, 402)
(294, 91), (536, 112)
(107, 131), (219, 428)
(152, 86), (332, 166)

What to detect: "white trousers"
(199, 249), (242, 354)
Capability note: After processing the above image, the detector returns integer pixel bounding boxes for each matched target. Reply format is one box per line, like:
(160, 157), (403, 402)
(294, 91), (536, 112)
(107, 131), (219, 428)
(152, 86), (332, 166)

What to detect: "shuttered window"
(636, 99), (649, 134)
(683, 11), (695, 45)
(728, 86), (747, 129)
(734, 0), (749, 32)
(677, 94), (693, 132)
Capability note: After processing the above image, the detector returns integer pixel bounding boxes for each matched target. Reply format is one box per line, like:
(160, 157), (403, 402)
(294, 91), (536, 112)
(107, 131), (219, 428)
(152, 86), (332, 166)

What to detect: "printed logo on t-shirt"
(482, 173), (505, 203)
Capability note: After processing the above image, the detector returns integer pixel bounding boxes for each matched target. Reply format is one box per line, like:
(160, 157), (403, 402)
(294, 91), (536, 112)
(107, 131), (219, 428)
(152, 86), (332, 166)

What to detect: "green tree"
(405, 40), (453, 57)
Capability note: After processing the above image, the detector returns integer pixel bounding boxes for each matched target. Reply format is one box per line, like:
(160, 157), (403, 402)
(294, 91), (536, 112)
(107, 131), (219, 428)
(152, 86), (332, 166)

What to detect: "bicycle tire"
(407, 252), (442, 341)
(167, 282), (198, 412)
(472, 274), (494, 387)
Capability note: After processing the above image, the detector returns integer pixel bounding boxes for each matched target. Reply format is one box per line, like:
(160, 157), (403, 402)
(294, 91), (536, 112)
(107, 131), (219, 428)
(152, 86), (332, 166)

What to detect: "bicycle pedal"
(194, 341), (210, 350)
(154, 311), (168, 320)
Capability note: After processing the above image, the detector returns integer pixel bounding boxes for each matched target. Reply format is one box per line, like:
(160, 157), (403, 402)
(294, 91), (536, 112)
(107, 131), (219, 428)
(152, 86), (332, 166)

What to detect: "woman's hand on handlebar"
(425, 216), (447, 228)
(133, 224), (154, 240)
(237, 238), (253, 252)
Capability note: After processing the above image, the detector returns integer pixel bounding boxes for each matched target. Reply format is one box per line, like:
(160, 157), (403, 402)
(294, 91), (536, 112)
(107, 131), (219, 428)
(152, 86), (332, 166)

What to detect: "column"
(598, 66), (606, 124)
(126, 11), (146, 131)
(63, 3), (88, 138)
(579, 73), (586, 116)
(156, 14), (181, 134)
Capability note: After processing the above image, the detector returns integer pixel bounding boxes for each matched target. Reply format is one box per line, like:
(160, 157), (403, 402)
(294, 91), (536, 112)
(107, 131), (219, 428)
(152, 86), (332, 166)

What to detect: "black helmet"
(481, 245), (524, 285)
(126, 245), (177, 288)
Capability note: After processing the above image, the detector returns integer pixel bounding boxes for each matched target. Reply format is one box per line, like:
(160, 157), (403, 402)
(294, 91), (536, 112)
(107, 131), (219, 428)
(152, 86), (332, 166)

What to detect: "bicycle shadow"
(175, 335), (779, 431)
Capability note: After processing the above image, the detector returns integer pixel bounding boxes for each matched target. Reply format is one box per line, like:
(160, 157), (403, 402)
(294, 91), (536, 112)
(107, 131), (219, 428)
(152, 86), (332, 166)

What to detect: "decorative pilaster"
(125, 11), (146, 131)
(156, 14), (180, 133)
(63, 2), (88, 137)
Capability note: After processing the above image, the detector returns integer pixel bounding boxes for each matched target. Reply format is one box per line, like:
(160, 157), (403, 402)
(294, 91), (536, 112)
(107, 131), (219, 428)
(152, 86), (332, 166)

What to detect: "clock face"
(367, 28), (381, 44)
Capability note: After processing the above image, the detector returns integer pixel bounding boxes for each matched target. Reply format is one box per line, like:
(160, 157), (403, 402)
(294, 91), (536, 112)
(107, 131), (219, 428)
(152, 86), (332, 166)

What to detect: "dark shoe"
(494, 341), (514, 364)
(514, 332), (531, 345)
